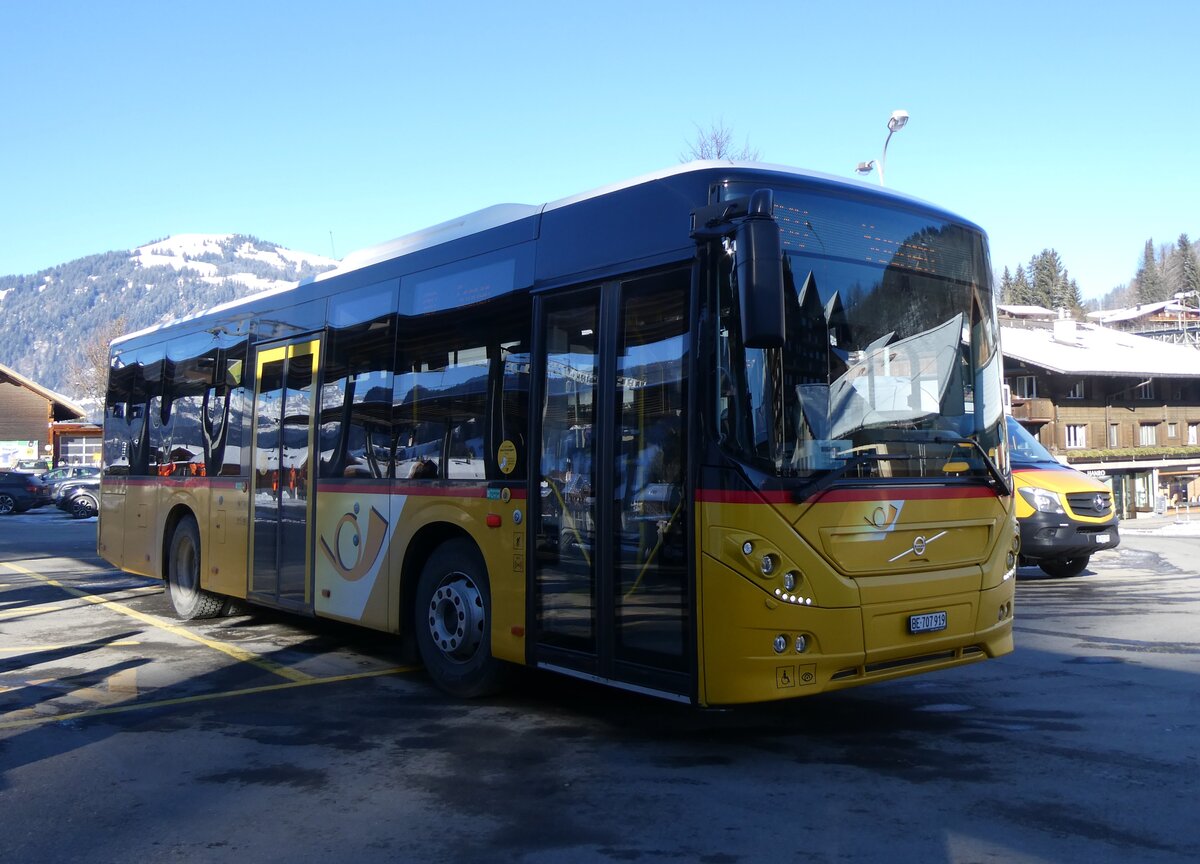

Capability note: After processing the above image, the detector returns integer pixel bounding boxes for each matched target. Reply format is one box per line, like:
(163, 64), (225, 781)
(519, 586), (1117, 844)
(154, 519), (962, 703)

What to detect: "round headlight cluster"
(773, 633), (810, 654)
(744, 541), (813, 604)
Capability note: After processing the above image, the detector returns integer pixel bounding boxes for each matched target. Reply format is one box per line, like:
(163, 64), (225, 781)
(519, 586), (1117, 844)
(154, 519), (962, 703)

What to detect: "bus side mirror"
(736, 190), (785, 349)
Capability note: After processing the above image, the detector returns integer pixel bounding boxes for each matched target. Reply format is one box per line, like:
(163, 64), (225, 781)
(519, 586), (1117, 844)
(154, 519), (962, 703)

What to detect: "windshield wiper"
(791, 447), (914, 501)
(931, 434), (1012, 495)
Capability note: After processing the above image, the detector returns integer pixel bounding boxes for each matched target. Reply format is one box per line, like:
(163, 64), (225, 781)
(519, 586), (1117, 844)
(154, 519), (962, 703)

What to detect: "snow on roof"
(998, 304), (1055, 317)
(1087, 300), (1194, 324)
(1000, 321), (1200, 377)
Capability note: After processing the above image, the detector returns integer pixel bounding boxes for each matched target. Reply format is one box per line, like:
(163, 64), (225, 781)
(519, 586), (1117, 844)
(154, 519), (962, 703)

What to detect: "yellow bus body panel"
(697, 489), (1015, 705)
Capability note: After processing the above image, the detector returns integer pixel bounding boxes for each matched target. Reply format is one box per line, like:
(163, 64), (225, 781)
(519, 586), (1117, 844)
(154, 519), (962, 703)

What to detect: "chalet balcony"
(1010, 397), (1054, 423)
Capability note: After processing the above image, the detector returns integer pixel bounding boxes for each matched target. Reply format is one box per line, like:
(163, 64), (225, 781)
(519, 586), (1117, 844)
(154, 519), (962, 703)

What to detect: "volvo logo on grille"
(889, 530), (948, 562)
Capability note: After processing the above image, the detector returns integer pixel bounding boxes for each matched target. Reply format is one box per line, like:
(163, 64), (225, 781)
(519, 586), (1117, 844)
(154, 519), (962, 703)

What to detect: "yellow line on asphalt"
(0, 641), (143, 652)
(0, 665), (418, 730)
(0, 561), (311, 683)
(0, 605), (65, 620)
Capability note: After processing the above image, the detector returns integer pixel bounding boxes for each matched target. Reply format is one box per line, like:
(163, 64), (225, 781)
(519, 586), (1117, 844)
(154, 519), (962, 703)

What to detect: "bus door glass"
(533, 268), (691, 694)
(251, 338), (320, 607)
(536, 291), (601, 655)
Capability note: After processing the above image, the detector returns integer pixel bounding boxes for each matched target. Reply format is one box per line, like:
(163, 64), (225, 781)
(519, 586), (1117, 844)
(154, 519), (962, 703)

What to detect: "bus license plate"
(909, 611), (947, 634)
(1096, 534), (1109, 544)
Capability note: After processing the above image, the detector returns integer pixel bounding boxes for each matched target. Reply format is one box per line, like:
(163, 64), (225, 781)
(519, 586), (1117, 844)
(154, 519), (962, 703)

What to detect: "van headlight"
(1018, 486), (1065, 514)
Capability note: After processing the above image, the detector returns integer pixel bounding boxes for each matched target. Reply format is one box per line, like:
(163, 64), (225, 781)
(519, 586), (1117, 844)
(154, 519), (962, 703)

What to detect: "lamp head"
(888, 110), (910, 132)
(855, 160), (876, 175)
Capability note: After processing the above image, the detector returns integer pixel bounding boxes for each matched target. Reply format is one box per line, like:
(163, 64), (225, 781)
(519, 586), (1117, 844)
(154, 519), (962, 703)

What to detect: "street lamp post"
(856, 110), (910, 186)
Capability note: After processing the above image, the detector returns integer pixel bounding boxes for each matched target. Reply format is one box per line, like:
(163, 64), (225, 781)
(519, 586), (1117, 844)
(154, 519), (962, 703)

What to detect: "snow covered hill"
(0, 234), (337, 399)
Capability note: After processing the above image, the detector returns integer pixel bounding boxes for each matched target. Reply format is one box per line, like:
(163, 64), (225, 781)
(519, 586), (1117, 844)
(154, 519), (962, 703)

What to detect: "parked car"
(55, 476), (100, 519)
(1007, 416), (1120, 577)
(44, 465), (101, 498)
(0, 470), (49, 514)
(12, 459), (50, 474)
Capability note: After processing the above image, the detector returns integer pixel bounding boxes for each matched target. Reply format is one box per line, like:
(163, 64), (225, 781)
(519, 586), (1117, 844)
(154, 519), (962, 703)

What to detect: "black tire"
(0, 493), (16, 515)
(414, 538), (510, 698)
(166, 515), (226, 619)
(70, 494), (98, 519)
(1039, 555), (1090, 578)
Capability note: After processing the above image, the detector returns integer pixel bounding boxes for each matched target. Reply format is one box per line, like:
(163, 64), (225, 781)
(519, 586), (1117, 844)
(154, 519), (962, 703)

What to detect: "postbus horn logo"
(319, 503), (390, 582)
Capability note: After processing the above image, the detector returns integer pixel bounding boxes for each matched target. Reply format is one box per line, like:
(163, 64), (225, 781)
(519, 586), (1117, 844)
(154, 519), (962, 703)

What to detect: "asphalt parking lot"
(2, 506), (1199, 864)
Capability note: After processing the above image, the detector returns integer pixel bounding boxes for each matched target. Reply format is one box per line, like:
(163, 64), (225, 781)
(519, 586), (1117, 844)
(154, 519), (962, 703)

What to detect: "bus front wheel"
(167, 515), (226, 619)
(414, 538), (509, 698)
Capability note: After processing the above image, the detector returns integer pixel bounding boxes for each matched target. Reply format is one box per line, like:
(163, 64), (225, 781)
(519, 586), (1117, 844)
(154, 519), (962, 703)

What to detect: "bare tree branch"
(65, 314), (127, 406)
(680, 119), (761, 162)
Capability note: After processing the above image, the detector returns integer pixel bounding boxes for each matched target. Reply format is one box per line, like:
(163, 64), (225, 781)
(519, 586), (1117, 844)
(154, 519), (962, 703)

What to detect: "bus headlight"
(773, 635), (788, 654)
(761, 554), (778, 576)
(1018, 486), (1065, 514)
(783, 571), (797, 592)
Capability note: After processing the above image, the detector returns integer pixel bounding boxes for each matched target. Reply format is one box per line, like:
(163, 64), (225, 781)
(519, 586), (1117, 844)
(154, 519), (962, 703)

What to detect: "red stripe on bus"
(114, 476), (526, 499)
(695, 486), (996, 505)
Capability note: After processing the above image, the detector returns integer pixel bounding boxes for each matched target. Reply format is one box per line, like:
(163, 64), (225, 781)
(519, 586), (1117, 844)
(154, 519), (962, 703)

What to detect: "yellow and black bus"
(99, 162), (1017, 705)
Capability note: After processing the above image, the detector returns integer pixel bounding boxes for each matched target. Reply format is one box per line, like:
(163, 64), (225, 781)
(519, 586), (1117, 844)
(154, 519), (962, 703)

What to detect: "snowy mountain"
(0, 234), (336, 399)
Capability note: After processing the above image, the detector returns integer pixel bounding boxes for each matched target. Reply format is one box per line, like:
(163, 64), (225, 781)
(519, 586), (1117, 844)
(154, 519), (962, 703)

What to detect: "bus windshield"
(717, 186), (1006, 488)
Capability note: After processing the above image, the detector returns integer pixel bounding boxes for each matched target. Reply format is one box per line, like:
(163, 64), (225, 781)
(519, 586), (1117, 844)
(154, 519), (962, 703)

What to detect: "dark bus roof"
(114, 161), (982, 349)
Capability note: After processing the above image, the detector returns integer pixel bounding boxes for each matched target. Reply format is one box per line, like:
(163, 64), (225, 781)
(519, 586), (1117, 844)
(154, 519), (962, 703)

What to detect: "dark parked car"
(55, 476), (100, 519)
(44, 465), (101, 498)
(0, 470), (49, 514)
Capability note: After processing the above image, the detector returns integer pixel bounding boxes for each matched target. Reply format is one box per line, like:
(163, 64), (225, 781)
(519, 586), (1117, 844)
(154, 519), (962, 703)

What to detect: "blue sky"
(2, 1), (1197, 301)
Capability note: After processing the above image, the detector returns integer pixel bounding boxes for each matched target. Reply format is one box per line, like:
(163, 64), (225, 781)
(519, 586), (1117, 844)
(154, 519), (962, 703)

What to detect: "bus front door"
(532, 269), (692, 700)
(249, 338), (320, 610)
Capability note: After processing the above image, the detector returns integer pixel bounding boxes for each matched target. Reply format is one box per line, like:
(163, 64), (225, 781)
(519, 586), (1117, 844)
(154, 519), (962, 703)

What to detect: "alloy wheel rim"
(427, 571), (484, 663)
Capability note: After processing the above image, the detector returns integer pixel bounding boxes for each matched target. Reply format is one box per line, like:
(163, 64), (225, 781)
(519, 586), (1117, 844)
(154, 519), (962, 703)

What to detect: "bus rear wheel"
(414, 538), (509, 698)
(1039, 555), (1090, 578)
(167, 515), (226, 619)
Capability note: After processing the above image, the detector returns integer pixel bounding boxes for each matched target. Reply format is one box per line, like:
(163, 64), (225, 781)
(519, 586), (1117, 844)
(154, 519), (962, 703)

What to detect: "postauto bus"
(99, 162), (1017, 705)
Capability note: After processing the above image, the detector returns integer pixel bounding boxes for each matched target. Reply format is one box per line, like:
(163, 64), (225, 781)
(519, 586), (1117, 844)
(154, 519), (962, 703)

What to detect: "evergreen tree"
(999, 266), (1014, 303)
(1175, 233), (1199, 300)
(1029, 248), (1075, 310)
(1011, 264), (1032, 305)
(1134, 238), (1167, 303)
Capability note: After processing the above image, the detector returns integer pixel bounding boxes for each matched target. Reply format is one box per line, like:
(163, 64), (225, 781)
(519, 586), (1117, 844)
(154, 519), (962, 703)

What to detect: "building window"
(1108, 424), (1120, 448)
(1168, 422), (1178, 439)
(1065, 424), (1088, 449)
(1013, 375), (1038, 399)
(1189, 423), (1198, 446)
(1135, 380), (1155, 400)
(1065, 379), (1085, 399)
(1139, 423), (1158, 446)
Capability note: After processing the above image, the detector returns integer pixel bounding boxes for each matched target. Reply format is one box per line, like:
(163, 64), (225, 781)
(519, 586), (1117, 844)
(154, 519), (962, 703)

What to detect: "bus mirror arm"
(690, 189), (786, 350)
